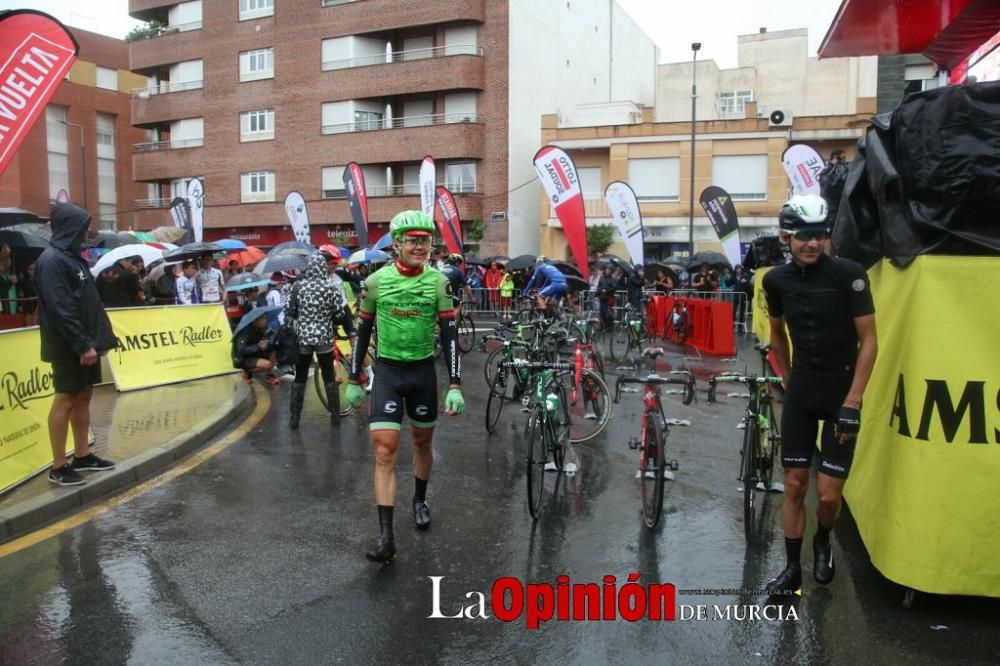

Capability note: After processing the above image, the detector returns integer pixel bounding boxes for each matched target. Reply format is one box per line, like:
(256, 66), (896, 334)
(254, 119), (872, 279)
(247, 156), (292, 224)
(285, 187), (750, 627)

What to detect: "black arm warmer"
(439, 314), (461, 386)
(349, 314), (374, 381)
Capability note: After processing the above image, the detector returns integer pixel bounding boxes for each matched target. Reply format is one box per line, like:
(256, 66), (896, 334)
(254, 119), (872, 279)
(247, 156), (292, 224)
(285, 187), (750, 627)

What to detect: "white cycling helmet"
(778, 194), (829, 230)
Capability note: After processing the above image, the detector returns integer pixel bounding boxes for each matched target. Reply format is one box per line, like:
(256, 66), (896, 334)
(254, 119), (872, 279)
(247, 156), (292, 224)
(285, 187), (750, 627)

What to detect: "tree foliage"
(586, 224), (616, 257)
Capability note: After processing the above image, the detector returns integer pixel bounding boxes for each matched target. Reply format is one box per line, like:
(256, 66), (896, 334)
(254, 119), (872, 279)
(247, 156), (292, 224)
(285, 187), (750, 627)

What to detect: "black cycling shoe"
(813, 540), (835, 584)
(413, 500), (431, 530)
(764, 563), (802, 596)
(365, 534), (396, 564)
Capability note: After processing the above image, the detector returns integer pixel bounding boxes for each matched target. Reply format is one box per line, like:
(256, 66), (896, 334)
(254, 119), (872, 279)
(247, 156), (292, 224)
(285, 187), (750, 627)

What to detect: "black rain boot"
(813, 539), (835, 584)
(325, 382), (341, 426)
(764, 563), (802, 596)
(289, 383), (306, 430)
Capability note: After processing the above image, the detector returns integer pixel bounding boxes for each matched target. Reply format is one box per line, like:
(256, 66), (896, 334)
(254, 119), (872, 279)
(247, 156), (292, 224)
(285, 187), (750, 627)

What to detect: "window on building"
(353, 109), (383, 132)
(402, 100), (433, 127)
(169, 1), (203, 29)
(97, 159), (117, 230)
(96, 113), (115, 159)
(627, 158), (680, 201)
(577, 167), (602, 199)
(240, 109), (275, 141)
(239, 48), (274, 82)
(321, 166), (347, 198)
(402, 165), (420, 194)
(718, 90), (753, 115)
(241, 171), (276, 202)
(712, 155), (768, 200)
(98, 203), (117, 231)
(96, 66), (117, 91)
(239, 0), (274, 20)
(45, 106), (69, 201)
(444, 162), (477, 193)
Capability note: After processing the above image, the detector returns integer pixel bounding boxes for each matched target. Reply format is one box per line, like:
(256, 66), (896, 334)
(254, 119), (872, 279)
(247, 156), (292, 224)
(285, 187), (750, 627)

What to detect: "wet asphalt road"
(1, 336), (998, 665)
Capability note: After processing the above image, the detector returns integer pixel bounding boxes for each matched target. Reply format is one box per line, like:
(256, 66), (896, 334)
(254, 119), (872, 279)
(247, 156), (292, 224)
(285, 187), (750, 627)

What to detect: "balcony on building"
(128, 1), (203, 71)
(319, 26), (484, 98)
(131, 59), (204, 126)
(132, 118), (204, 181)
(318, 0), (485, 30)
(320, 161), (482, 222)
(319, 92), (483, 162)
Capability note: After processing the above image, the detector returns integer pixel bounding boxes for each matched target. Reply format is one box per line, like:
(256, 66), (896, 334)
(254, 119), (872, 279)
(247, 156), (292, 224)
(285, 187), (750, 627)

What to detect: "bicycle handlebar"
(614, 372), (694, 404)
(499, 359), (572, 372)
(708, 374), (783, 385)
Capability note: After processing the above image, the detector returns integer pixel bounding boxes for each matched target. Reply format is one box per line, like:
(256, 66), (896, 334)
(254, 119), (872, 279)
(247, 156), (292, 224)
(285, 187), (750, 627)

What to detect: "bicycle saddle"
(642, 347), (666, 359)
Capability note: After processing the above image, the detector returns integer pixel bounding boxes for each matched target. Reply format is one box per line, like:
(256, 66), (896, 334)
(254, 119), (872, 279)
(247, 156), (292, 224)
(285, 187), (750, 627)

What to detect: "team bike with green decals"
(708, 369), (783, 544)
(608, 301), (651, 365)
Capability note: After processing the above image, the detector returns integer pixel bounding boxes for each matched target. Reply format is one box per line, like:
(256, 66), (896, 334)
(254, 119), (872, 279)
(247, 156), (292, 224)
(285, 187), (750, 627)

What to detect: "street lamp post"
(688, 42), (701, 257)
(60, 120), (86, 212)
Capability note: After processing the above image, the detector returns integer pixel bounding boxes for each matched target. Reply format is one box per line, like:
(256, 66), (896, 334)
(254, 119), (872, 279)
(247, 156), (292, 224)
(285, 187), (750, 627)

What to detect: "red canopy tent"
(818, 0), (1000, 83)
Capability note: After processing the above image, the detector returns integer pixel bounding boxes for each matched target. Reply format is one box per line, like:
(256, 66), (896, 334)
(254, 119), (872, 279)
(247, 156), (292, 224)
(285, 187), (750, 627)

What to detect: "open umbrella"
(163, 241), (224, 262)
(565, 274), (590, 291)
(465, 257), (490, 266)
(90, 244), (164, 276)
(226, 272), (270, 292)
(644, 262), (680, 286)
(215, 238), (248, 250)
(598, 254), (634, 275)
(372, 234), (393, 251)
(348, 248), (391, 265)
(483, 255), (510, 264)
(150, 226), (187, 243)
(254, 253), (309, 275)
(506, 254), (537, 271)
(0, 229), (49, 249)
(6, 222), (52, 242)
(552, 261), (583, 278)
(226, 246), (266, 268)
(234, 305), (282, 338)
(268, 240), (314, 256)
(687, 251), (732, 270)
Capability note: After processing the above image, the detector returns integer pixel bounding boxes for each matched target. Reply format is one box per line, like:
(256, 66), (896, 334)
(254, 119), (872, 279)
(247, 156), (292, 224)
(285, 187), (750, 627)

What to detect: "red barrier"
(647, 295), (735, 356)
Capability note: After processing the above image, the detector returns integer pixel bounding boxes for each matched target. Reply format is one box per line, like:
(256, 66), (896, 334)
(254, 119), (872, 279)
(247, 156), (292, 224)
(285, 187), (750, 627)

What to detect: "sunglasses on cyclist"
(790, 229), (829, 242)
(401, 236), (431, 247)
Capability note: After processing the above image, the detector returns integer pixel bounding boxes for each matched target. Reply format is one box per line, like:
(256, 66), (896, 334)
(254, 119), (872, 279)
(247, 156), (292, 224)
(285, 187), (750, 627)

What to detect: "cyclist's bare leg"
(815, 473), (845, 528)
(781, 467), (810, 539)
(411, 425), (434, 481)
(372, 430), (401, 506)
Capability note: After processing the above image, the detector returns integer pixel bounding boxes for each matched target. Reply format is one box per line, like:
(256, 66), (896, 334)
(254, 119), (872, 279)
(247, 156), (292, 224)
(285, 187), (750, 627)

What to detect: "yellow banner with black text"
(845, 256), (1000, 597)
(0, 327), (64, 494)
(105, 304), (235, 391)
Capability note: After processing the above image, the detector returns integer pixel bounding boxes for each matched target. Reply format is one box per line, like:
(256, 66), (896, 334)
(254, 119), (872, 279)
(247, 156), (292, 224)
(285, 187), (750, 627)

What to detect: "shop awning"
(819, 0), (1000, 70)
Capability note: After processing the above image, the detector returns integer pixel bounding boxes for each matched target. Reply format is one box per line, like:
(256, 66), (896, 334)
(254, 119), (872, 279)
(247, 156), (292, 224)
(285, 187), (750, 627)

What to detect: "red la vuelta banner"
(533, 146), (589, 280)
(0, 11), (79, 178)
(434, 186), (463, 255)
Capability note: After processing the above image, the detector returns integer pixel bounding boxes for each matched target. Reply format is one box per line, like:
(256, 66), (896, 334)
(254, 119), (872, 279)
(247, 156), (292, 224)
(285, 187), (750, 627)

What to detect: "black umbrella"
(687, 251), (732, 270)
(233, 305), (282, 338)
(505, 254), (536, 271)
(254, 253), (309, 275)
(0, 207), (43, 227)
(465, 257), (489, 267)
(163, 242), (224, 262)
(268, 240), (314, 256)
(598, 254), (634, 275)
(644, 262), (680, 286)
(0, 229), (49, 249)
(6, 222), (51, 241)
(565, 274), (589, 291)
(552, 261), (583, 278)
(483, 255), (510, 264)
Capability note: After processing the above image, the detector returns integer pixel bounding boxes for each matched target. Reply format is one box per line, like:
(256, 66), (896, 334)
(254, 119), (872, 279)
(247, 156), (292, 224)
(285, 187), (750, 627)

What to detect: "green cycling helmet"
(389, 210), (435, 239)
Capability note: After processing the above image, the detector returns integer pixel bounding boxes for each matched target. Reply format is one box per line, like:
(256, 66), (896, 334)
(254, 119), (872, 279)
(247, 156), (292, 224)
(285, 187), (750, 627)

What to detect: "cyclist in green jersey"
(346, 210), (464, 564)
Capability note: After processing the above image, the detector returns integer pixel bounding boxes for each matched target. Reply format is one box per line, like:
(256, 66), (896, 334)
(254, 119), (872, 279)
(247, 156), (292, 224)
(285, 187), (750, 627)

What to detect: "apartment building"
(539, 29), (878, 261)
(126, 0), (657, 252)
(0, 29), (148, 230)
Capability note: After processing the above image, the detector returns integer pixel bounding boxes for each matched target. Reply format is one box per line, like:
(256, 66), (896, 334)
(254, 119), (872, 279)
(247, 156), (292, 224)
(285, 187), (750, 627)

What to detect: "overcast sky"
(2, 0), (844, 68)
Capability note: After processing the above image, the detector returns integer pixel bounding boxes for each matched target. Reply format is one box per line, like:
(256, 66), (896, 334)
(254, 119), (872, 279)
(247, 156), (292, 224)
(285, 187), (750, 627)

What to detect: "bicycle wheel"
(640, 413), (666, 529)
(485, 365), (508, 433)
(589, 347), (606, 380)
(608, 322), (628, 362)
(313, 360), (326, 409)
(741, 421), (760, 543)
(762, 397), (780, 489)
(458, 314), (475, 354)
(333, 353), (355, 417)
(676, 312), (690, 343)
(566, 369), (612, 443)
(483, 346), (504, 387)
(526, 405), (548, 520)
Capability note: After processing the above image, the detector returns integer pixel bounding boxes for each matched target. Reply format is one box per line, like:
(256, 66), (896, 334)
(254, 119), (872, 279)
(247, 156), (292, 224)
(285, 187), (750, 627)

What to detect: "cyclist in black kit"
(762, 194), (878, 595)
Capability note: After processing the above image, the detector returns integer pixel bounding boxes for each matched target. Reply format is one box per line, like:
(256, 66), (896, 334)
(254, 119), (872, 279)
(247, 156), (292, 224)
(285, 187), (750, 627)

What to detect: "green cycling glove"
(346, 382), (365, 409)
(445, 388), (465, 415)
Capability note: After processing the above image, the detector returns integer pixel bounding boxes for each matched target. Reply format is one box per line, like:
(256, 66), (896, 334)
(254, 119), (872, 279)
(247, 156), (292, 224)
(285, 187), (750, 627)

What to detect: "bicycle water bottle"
(546, 390), (561, 416)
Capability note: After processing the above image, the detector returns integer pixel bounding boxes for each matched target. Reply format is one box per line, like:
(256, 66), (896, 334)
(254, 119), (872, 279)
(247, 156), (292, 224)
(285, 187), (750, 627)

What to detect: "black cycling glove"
(834, 406), (861, 442)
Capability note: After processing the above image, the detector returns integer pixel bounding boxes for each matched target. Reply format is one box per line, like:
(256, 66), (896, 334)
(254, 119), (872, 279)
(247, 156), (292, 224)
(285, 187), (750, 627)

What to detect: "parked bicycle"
(708, 370), (783, 543)
(614, 347), (695, 528)
(608, 302), (650, 364)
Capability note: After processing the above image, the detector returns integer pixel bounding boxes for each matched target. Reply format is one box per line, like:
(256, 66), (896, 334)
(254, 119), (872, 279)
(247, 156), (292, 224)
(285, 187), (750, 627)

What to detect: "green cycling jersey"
(359, 262), (453, 362)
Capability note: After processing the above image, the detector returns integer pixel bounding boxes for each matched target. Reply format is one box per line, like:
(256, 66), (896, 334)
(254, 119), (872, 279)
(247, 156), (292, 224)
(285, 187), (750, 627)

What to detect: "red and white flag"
(434, 186), (463, 255)
(0, 10), (79, 178)
(782, 144), (824, 196)
(533, 146), (588, 280)
(419, 155), (436, 219)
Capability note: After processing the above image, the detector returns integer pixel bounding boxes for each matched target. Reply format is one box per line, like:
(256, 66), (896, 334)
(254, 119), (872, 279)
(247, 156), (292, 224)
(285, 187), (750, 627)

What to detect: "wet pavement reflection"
(1, 338), (998, 664)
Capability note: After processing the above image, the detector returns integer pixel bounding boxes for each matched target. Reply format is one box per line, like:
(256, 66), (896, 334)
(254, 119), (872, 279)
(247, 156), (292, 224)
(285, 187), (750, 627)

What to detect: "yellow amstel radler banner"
(0, 327), (65, 494)
(106, 304), (235, 391)
(845, 256), (1000, 597)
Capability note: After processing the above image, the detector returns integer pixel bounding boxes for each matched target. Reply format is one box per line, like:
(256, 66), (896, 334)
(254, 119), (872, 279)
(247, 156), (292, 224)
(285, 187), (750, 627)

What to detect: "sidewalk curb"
(0, 383), (255, 544)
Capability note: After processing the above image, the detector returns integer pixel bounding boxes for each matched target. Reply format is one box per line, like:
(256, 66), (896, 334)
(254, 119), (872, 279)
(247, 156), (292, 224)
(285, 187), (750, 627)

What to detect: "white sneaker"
(544, 461), (559, 472)
(583, 411), (598, 420)
(736, 418), (746, 430)
(563, 462), (578, 474)
(364, 370), (374, 393)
